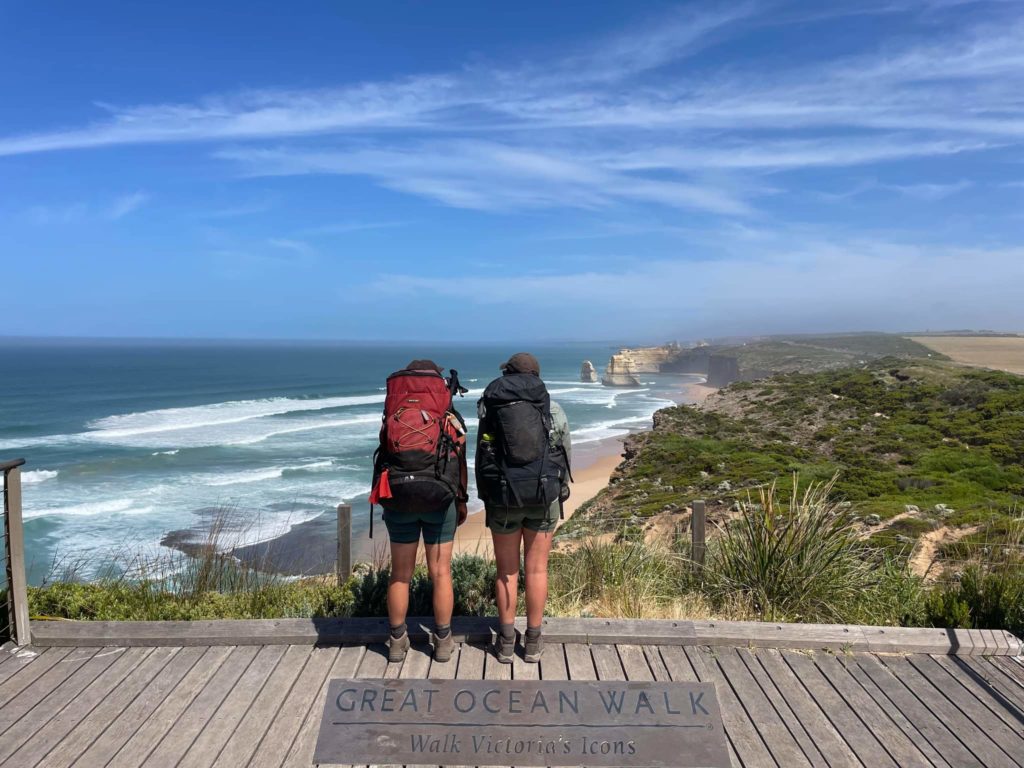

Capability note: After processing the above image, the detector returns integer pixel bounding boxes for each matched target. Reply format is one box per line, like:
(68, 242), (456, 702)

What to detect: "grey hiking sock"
(435, 624), (452, 639)
(526, 626), (542, 640)
(390, 623), (407, 639)
(499, 623), (516, 641)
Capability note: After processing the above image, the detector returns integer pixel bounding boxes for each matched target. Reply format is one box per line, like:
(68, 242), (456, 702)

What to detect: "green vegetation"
(715, 333), (947, 376)
(572, 357), (1024, 537)
(8, 483), (1021, 637)
(8, 344), (1024, 640)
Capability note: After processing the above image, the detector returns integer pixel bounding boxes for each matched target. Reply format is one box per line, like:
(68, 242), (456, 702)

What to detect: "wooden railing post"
(691, 499), (706, 573)
(336, 504), (352, 586)
(3, 459), (30, 646)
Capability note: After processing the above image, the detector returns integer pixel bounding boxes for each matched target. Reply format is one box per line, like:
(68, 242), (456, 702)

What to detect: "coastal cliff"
(602, 342), (680, 386)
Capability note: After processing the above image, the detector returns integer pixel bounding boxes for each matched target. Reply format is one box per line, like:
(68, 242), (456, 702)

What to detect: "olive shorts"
(486, 501), (559, 535)
(383, 504), (458, 544)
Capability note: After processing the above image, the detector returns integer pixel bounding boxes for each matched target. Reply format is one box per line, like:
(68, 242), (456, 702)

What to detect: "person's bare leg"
(387, 541), (419, 629)
(522, 528), (554, 628)
(424, 540), (454, 627)
(491, 531), (522, 625)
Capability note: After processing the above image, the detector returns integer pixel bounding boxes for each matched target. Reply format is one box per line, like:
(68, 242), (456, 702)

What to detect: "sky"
(2, 0), (1023, 342)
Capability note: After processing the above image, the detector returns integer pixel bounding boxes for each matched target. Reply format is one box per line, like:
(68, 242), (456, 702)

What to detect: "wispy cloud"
(107, 191), (149, 219)
(299, 220), (409, 236)
(267, 237), (316, 257)
(1, 3), (1022, 217)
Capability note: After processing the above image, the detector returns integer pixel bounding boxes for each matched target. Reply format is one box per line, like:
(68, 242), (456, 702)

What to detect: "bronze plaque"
(313, 679), (729, 767)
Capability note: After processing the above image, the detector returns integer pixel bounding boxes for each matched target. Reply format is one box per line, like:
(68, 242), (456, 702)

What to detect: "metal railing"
(2, 458), (29, 646)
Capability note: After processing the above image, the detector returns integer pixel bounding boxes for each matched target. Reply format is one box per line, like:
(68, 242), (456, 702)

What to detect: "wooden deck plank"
(280, 645), (366, 768)
(484, 643), (513, 680)
(247, 645), (345, 768)
(0, 646), (100, 736)
(991, 657), (1024, 690)
(642, 645), (670, 682)
(35, 645), (179, 768)
(875, 655), (1015, 768)
(617, 644), (653, 681)
(511, 642), (539, 681)
(538, 642), (568, 681)
(0, 647), (72, 708)
(457, 642), (486, 681)
(429, 642), (461, 679)
(714, 647), (809, 767)
(103, 644), (238, 768)
(211, 645), (312, 768)
(176, 644), (287, 768)
(782, 650), (898, 768)
(564, 643), (596, 680)
(922, 654), (1024, 751)
(0, 646), (126, 763)
(0, 645), (43, 687)
(814, 654), (934, 767)
(853, 653), (981, 768)
(734, 649), (830, 768)
(72, 645), (213, 768)
(590, 643), (624, 680)
(753, 649), (859, 768)
(686, 645), (778, 768)
(117, 644), (259, 767)
(952, 656), (1024, 723)
(980, 657), (1024, 705)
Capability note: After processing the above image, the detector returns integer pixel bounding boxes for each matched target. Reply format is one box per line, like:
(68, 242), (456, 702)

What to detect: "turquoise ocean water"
(0, 340), (701, 583)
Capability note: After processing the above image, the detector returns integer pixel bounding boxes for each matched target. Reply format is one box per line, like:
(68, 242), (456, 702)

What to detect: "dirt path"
(910, 524), (980, 580)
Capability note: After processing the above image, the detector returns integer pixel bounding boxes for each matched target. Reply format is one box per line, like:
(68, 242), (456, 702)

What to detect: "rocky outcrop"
(580, 360), (598, 382)
(602, 355), (643, 387)
(707, 355), (741, 388)
(602, 343), (681, 386)
(605, 343), (682, 375)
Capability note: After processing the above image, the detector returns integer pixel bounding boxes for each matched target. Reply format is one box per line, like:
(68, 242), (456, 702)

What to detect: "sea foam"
(22, 469), (59, 485)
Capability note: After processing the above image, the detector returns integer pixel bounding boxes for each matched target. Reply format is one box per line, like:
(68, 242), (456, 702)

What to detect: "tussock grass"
(705, 476), (876, 623)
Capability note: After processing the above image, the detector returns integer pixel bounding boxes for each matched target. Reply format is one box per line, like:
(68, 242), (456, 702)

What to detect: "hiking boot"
(493, 632), (515, 664)
(432, 631), (456, 663)
(524, 632), (544, 663)
(388, 631), (410, 663)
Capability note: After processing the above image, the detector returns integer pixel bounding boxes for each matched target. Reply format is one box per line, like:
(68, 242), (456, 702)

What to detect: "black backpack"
(475, 373), (570, 510)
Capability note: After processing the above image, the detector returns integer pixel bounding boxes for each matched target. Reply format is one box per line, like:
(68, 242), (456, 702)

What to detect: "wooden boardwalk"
(0, 618), (1022, 767)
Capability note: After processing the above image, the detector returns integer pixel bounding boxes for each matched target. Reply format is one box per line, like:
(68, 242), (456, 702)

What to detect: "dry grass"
(909, 335), (1024, 375)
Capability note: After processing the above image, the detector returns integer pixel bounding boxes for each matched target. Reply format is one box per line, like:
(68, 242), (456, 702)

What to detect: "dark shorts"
(486, 502), (559, 535)
(383, 504), (458, 544)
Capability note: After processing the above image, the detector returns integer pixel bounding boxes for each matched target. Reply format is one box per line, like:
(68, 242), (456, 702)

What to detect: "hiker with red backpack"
(369, 359), (468, 663)
(475, 353), (572, 664)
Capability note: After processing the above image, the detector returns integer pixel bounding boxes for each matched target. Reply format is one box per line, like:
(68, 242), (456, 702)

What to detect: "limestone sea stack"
(602, 355), (643, 387)
(580, 360), (598, 382)
(602, 343), (682, 387)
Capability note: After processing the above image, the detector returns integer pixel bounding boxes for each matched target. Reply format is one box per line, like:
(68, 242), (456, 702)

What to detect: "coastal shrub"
(924, 566), (1024, 637)
(351, 555), (503, 617)
(28, 577), (356, 622)
(705, 476), (876, 623)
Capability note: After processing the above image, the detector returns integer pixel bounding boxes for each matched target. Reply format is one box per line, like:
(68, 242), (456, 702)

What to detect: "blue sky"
(2, 0), (1023, 342)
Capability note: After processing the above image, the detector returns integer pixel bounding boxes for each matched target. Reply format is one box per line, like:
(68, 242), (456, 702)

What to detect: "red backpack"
(368, 368), (466, 536)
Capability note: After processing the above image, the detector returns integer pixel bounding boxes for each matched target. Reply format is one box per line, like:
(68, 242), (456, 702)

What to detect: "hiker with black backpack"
(475, 353), (572, 664)
(368, 359), (469, 663)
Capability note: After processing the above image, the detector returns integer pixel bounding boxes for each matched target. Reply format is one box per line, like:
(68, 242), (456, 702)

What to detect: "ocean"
(0, 340), (702, 583)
